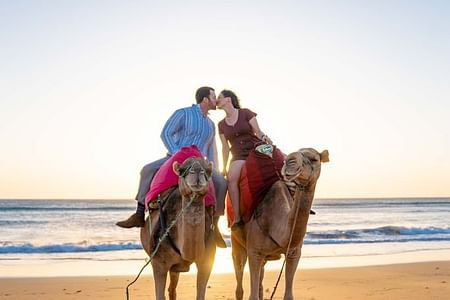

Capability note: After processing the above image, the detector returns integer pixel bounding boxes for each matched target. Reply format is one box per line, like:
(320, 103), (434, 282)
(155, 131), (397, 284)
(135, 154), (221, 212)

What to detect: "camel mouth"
(188, 183), (208, 193)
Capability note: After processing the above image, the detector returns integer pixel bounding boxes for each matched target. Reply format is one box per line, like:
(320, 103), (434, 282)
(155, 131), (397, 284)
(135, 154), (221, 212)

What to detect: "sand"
(0, 261), (448, 299)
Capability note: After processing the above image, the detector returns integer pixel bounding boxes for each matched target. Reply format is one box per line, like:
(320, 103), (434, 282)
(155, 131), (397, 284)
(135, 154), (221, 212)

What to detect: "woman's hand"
(262, 134), (273, 145)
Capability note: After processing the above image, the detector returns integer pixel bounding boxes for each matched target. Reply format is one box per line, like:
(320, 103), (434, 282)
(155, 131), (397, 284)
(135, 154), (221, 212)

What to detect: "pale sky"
(1, 1), (449, 199)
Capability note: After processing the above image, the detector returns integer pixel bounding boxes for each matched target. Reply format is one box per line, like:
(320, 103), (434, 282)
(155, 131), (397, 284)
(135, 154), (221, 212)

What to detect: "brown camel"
(140, 157), (216, 300)
(231, 148), (329, 300)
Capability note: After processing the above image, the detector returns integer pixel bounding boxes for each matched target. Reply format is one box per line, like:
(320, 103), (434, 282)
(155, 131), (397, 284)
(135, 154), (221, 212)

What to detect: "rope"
(269, 185), (304, 300)
(125, 193), (198, 300)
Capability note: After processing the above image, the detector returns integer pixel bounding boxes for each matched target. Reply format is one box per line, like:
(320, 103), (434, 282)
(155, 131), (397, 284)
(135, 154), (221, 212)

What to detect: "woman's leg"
(227, 160), (246, 224)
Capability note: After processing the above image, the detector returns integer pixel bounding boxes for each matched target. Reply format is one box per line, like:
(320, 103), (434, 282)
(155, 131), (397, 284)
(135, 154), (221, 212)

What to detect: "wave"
(305, 225), (450, 244)
(304, 237), (450, 245)
(0, 242), (142, 254)
(0, 220), (48, 226)
(1, 226), (449, 254)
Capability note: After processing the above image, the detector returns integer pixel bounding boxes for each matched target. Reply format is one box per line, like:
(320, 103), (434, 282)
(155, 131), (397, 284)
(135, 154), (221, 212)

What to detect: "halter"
(283, 151), (314, 191)
(179, 159), (209, 182)
(269, 152), (315, 300)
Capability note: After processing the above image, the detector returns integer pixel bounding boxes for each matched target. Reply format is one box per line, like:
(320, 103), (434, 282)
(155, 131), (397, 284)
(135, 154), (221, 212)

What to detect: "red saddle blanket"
(226, 146), (285, 226)
(144, 145), (216, 208)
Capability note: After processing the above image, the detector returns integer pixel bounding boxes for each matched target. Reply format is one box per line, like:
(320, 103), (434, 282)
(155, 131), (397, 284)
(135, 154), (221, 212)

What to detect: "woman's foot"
(231, 219), (245, 231)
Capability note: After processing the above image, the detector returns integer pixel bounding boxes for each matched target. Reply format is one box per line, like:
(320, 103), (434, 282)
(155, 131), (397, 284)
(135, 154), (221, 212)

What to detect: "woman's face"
(217, 93), (230, 109)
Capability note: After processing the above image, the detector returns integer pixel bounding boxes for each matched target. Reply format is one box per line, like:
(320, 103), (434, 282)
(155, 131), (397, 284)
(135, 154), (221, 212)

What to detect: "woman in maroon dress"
(217, 90), (271, 230)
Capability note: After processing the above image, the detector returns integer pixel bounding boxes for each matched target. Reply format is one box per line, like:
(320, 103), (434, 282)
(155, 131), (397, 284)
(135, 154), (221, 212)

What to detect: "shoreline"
(2, 248), (450, 278)
(0, 261), (448, 299)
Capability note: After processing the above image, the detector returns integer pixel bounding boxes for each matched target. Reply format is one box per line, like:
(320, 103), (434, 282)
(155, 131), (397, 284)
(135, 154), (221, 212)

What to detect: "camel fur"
(140, 157), (216, 300)
(231, 148), (329, 300)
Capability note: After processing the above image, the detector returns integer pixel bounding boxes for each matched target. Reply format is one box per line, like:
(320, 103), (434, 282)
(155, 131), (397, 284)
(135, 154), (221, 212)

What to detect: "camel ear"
(173, 161), (181, 176)
(320, 150), (330, 163)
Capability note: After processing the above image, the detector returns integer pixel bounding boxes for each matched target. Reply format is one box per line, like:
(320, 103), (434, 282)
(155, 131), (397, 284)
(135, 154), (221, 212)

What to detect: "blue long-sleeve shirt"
(161, 104), (218, 169)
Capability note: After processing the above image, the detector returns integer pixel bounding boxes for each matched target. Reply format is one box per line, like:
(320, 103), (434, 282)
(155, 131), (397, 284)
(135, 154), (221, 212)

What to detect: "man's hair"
(195, 86), (214, 104)
(220, 89), (241, 109)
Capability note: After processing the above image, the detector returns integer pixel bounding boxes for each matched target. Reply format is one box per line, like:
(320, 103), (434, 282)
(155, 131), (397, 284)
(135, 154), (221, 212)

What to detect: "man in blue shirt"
(116, 87), (227, 248)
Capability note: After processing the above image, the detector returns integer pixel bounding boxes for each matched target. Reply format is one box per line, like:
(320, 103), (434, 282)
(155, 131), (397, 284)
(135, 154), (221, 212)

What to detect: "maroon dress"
(218, 108), (261, 161)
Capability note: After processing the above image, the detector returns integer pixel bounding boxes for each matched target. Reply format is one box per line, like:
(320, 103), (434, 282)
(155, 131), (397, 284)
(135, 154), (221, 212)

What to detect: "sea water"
(1, 198), (449, 277)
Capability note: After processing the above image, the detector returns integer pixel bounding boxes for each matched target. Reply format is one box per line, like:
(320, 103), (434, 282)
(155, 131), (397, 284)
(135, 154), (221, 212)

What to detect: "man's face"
(206, 90), (217, 110)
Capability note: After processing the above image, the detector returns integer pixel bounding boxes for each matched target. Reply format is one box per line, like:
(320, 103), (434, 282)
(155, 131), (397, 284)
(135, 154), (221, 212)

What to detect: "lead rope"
(269, 185), (304, 300)
(125, 193), (198, 300)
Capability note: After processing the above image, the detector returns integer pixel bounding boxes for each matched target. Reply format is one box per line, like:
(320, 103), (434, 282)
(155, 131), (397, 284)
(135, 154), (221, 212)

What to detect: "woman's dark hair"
(220, 89), (241, 109)
(195, 86), (214, 104)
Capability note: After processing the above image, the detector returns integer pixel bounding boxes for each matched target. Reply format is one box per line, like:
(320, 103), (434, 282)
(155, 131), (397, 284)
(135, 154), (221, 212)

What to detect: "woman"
(217, 90), (271, 230)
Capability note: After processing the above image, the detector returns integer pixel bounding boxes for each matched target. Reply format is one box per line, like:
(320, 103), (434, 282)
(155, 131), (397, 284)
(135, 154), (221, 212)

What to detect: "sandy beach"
(1, 261), (448, 300)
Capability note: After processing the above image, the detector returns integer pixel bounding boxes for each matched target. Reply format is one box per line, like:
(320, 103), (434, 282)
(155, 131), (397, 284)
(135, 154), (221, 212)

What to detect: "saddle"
(144, 145), (216, 208)
(226, 145), (285, 226)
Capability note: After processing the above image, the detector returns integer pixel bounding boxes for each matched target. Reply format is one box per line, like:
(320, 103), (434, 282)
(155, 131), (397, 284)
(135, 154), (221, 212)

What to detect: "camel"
(231, 148), (329, 300)
(140, 157), (216, 300)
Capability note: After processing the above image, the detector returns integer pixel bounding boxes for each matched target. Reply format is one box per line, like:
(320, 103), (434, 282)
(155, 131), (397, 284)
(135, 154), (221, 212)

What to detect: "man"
(116, 86), (227, 248)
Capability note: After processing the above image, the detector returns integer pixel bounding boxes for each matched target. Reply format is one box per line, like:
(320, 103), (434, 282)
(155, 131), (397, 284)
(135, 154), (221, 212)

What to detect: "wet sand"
(0, 261), (449, 299)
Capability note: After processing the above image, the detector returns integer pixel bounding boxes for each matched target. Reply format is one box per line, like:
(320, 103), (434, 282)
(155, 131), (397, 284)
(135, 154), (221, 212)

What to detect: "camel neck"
(178, 194), (207, 261)
(287, 188), (315, 247)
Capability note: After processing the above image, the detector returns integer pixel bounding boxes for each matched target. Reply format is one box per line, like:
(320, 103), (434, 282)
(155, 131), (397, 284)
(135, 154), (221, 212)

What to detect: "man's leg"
(212, 170), (227, 248)
(116, 156), (169, 228)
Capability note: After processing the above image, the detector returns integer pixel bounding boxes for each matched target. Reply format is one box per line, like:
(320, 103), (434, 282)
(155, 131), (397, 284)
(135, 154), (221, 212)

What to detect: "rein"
(269, 183), (306, 300)
(270, 154), (314, 299)
(125, 191), (199, 300)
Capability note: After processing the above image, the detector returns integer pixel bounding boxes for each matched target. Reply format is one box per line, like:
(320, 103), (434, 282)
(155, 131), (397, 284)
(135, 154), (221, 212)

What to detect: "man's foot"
(231, 219), (245, 231)
(214, 226), (227, 248)
(212, 216), (227, 248)
(116, 213), (145, 228)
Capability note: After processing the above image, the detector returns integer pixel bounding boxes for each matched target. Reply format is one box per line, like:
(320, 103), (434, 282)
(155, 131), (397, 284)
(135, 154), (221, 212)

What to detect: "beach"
(1, 198), (449, 299)
(1, 261), (449, 299)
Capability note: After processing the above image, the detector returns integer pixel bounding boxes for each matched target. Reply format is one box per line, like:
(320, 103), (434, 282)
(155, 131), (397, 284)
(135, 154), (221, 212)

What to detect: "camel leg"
(195, 240), (216, 300)
(232, 238), (247, 300)
(283, 247), (301, 300)
(247, 251), (265, 300)
(259, 261), (266, 300)
(152, 266), (169, 300)
(168, 271), (179, 300)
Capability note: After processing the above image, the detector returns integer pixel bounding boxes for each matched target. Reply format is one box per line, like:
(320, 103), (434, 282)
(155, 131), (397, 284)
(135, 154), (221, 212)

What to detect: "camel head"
(281, 148), (329, 186)
(173, 157), (213, 196)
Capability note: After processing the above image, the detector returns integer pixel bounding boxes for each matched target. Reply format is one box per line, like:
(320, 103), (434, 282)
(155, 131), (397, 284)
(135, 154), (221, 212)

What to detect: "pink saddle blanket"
(144, 145), (216, 208)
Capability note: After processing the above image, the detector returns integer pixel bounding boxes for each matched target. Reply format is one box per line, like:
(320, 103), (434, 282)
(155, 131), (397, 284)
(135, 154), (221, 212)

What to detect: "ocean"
(1, 198), (450, 277)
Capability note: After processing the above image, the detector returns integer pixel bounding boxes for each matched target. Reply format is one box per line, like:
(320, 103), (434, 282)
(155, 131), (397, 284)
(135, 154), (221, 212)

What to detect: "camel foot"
(214, 228), (227, 248)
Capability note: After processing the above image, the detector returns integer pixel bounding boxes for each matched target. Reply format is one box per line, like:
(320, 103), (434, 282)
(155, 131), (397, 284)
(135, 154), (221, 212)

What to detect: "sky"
(1, 0), (449, 199)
